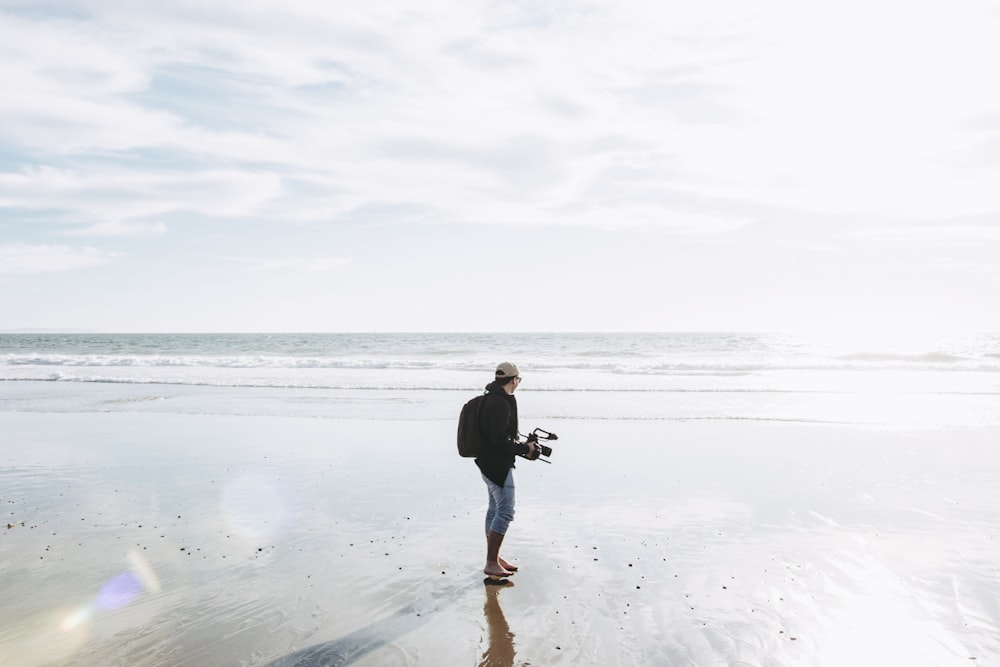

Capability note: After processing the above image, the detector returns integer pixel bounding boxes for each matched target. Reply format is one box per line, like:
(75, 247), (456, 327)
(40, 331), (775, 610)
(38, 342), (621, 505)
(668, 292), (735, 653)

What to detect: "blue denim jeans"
(483, 470), (515, 536)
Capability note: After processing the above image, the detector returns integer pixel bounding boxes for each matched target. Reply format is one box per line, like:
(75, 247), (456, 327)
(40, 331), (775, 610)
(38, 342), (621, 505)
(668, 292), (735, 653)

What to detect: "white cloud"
(69, 219), (167, 237)
(845, 221), (1000, 244)
(226, 255), (352, 274)
(0, 166), (284, 223)
(0, 243), (114, 275)
(3, 0), (999, 234)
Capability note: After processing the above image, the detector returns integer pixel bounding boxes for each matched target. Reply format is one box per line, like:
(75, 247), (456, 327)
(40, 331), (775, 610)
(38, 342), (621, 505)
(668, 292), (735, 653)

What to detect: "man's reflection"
(478, 581), (515, 667)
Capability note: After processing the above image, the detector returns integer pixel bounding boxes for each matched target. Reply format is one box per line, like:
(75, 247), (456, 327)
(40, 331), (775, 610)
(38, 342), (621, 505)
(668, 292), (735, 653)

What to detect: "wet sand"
(1, 411), (998, 666)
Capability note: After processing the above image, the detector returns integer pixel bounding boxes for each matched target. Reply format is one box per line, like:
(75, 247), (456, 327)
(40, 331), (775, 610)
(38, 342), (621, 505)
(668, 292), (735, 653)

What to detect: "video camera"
(519, 428), (558, 463)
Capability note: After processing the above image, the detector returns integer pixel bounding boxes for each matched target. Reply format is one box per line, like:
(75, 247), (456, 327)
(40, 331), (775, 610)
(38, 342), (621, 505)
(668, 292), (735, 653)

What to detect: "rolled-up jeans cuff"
(483, 471), (515, 535)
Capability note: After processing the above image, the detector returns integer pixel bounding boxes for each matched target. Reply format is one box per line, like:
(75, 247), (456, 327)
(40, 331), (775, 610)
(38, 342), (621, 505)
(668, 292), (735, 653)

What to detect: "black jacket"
(475, 381), (530, 486)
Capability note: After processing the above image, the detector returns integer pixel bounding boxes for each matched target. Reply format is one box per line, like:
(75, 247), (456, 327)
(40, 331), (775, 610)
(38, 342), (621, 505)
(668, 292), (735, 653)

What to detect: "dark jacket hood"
(485, 379), (508, 393)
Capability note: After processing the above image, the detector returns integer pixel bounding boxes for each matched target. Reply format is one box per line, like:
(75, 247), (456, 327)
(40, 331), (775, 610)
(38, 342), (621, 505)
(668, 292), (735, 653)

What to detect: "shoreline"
(3, 376), (998, 430)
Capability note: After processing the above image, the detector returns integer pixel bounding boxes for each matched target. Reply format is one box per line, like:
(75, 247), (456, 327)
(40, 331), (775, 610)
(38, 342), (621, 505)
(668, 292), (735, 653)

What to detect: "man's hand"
(525, 442), (539, 460)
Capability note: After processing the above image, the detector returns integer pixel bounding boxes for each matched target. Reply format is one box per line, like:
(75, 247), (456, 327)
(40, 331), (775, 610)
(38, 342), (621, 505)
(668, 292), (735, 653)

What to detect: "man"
(476, 362), (538, 578)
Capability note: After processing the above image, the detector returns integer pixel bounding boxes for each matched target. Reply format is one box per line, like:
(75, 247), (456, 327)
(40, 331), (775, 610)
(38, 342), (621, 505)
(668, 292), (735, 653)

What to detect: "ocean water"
(2, 332), (998, 428)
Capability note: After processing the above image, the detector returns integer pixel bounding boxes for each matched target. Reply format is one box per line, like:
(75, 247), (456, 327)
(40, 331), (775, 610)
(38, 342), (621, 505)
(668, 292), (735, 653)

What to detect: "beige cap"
(495, 362), (520, 378)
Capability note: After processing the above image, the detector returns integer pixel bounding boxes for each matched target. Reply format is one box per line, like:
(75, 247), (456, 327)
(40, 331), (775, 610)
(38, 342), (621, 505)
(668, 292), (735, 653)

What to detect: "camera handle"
(518, 454), (552, 465)
(517, 449), (551, 464)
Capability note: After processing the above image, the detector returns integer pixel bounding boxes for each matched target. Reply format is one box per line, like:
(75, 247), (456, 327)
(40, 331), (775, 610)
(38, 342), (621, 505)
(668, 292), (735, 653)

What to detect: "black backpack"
(457, 393), (488, 457)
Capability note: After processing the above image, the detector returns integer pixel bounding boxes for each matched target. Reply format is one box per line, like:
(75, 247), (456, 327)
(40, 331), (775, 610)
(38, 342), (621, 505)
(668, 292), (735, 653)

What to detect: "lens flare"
(222, 470), (290, 540)
(128, 549), (162, 594)
(58, 551), (162, 635)
(59, 606), (94, 633)
(95, 572), (143, 610)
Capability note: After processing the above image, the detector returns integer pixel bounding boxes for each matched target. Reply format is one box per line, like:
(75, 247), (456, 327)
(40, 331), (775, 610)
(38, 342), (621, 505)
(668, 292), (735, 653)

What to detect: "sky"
(1, 0), (999, 333)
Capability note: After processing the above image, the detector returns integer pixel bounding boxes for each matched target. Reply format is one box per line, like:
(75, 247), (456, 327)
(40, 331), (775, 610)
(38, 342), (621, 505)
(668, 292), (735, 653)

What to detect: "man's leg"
(483, 471), (516, 576)
(485, 530), (510, 577)
(485, 485), (496, 538)
(496, 471), (518, 571)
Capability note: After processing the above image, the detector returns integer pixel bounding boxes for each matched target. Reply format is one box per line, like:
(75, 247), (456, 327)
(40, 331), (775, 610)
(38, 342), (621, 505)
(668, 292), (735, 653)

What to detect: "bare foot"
(484, 561), (513, 577)
(498, 557), (518, 572)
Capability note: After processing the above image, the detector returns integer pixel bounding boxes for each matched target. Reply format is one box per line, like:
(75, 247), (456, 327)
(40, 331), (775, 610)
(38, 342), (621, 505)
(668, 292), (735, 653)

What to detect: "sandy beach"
(2, 403), (997, 666)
